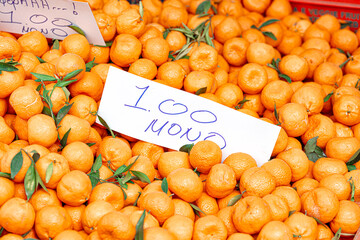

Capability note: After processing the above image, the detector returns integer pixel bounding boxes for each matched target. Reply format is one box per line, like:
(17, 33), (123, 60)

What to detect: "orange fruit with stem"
(58, 114), (91, 144)
(157, 151), (191, 178)
(110, 34), (142, 67)
(89, 182), (124, 211)
(27, 114), (58, 148)
(257, 221), (293, 240)
(214, 83), (243, 108)
(206, 163), (237, 198)
(263, 194), (289, 222)
(240, 167), (276, 197)
(1, 148), (32, 183)
(330, 200), (360, 234)
(193, 215), (227, 240)
(82, 200), (116, 234)
(93, 12), (117, 42)
(63, 204), (85, 231)
(142, 37), (170, 66)
(0, 197), (35, 235)
(0, 36), (21, 61)
(97, 211), (136, 240)
(61, 142), (94, 173)
(284, 212), (318, 240)
(68, 94), (98, 125)
(68, 71), (104, 102)
(333, 95), (360, 126)
(319, 174), (351, 201)
(189, 140), (222, 174)
(29, 188), (62, 212)
(35, 153), (70, 189)
(116, 8), (146, 38)
(17, 31), (49, 57)
(301, 187), (340, 223)
(156, 61), (186, 89)
(163, 215), (194, 240)
(35, 205), (72, 240)
(125, 155), (156, 188)
(62, 34), (90, 61)
(223, 152), (257, 181)
(246, 42), (276, 66)
(232, 196), (272, 234)
(238, 63), (268, 94)
(56, 170), (92, 207)
(325, 137), (360, 162)
(312, 158), (347, 182)
(9, 85), (43, 120)
(261, 80), (293, 111)
(167, 168), (203, 202)
(301, 114), (336, 148)
(96, 137), (132, 171)
(195, 192), (219, 217)
(277, 103), (309, 137)
(128, 58), (157, 80)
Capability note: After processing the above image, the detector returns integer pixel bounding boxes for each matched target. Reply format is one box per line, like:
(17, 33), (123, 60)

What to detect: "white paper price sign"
(0, 0), (105, 46)
(97, 67), (281, 165)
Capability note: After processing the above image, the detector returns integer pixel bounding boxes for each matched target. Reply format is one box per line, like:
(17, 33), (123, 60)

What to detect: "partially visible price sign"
(97, 67), (281, 166)
(0, 0), (105, 46)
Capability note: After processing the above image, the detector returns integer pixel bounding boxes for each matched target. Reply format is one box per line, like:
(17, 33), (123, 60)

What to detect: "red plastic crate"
(289, 0), (360, 31)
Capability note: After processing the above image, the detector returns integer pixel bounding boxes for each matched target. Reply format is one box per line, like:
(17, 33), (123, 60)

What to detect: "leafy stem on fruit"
(304, 136), (327, 162)
(339, 52), (353, 68)
(273, 103), (281, 126)
(267, 58), (292, 83)
(235, 97), (250, 110)
(195, 0), (217, 17)
(165, 17), (215, 61)
(251, 19), (280, 41)
(0, 57), (21, 74)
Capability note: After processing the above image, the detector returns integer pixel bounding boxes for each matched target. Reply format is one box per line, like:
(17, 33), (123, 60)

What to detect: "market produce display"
(1, 0), (360, 239)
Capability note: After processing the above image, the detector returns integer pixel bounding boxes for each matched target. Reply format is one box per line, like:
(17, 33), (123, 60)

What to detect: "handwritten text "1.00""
(124, 85), (227, 149)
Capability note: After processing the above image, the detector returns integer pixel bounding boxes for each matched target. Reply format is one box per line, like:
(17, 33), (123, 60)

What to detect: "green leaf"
(10, 151), (23, 179)
(161, 177), (168, 194)
(94, 41), (113, 47)
(288, 210), (296, 217)
(323, 91), (334, 102)
(339, 56), (353, 69)
(62, 87), (71, 101)
(55, 79), (78, 88)
(340, 21), (352, 29)
(189, 203), (207, 217)
(227, 191), (246, 206)
(86, 58), (98, 72)
(312, 216), (327, 228)
(259, 19), (280, 29)
(163, 28), (170, 39)
(45, 162), (53, 183)
(36, 56), (46, 63)
(24, 162), (36, 200)
(68, 24), (86, 37)
(135, 210), (146, 240)
(21, 230), (32, 238)
(179, 143), (194, 154)
(332, 228), (341, 240)
(347, 165), (356, 171)
(210, 4), (217, 14)
(279, 73), (292, 83)
(0, 227), (4, 236)
(35, 170), (48, 192)
(349, 178), (355, 202)
(337, 48), (345, 54)
(0, 62), (19, 74)
(133, 192), (141, 206)
(0, 172), (11, 178)
(60, 128), (71, 149)
(235, 97), (250, 109)
(63, 69), (83, 81)
(53, 39), (60, 50)
(97, 115), (116, 138)
(196, 0), (211, 15)
(131, 170), (151, 184)
(195, 87), (207, 95)
(42, 106), (52, 117)
(139, 0), (144, 20)
(346, 149), (360, 165)
(92, 154), (102, 172)
(86, 142), (96, 147)
(31, 72), (57, 81)
(305, 136), (318, 153)
(55, 103), (73, 126)
(32, 152), (40, 163)
(88, 171), (100, 189)
(121, 171), (132, 185)
(274, 103), (281, 126)
(262, 31), (277, 41)
(168, 52), (175, 61)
